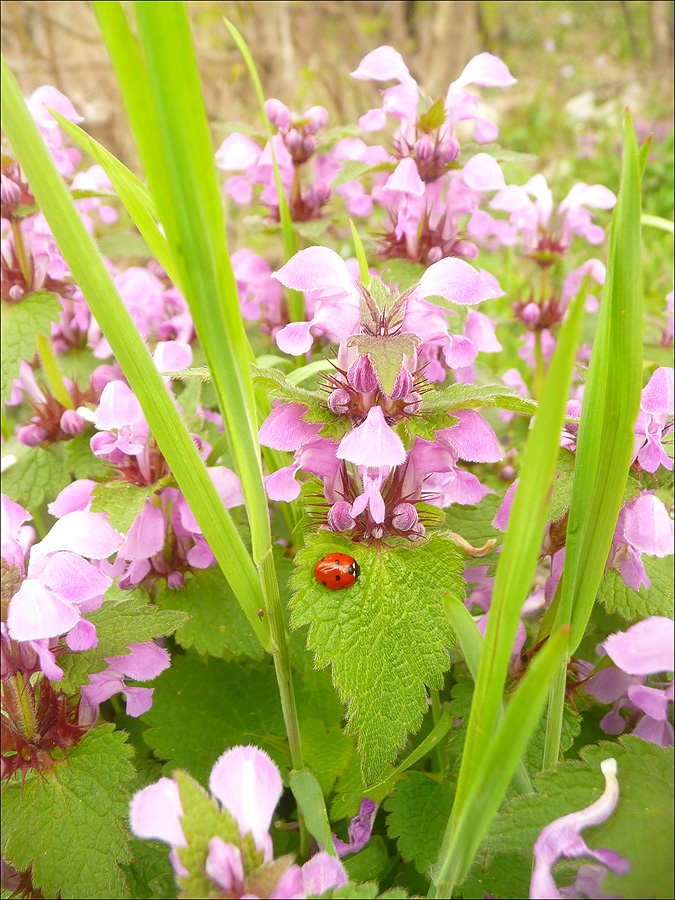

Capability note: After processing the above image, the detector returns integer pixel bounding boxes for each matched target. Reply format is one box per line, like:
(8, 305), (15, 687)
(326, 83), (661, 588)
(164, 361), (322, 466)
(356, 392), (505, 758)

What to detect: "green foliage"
(90, 482), (164, 535)
(458, 850), (532, 900)
(420, 383), (537, 416)
(379, 260), (426, 292)
(155, 567), (265, 661)
(1, 290), (62, 404)
(343, 836), (393, 884)
(59, 590), (187, 693)
(385, 773), (454, 878)
(487, 737), (674, 900)
(597, 556), (674, 620)
(347, 333), (421, 396)
(290, 531), (462, 783)
(142, 654), (286, 784)
(417, 97), (447, 133)
(63, 430), (110, 480)
(1, 726), (134, 899)
(124, 838), (177, 900)
(1, 444), (70, 511)
(300, 717), (352, 796)
(289, 766), (337, 854)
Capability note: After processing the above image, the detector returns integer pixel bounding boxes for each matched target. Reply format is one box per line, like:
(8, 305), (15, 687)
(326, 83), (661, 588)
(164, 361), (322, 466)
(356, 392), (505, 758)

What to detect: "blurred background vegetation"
(2, 0), (673, 299)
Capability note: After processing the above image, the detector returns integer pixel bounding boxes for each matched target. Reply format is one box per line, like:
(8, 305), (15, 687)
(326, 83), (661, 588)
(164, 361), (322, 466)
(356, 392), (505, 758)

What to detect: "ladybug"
(314, 553), (360, 590)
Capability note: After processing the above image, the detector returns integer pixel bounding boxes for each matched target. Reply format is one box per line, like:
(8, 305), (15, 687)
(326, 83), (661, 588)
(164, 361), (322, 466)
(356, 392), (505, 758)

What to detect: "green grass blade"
(432, 628), (569, 897)
(350, 220), (371, 286)
(49, 110), (182, 287)
(641, 213), (673, 234)
(560, 114), (643, 652)
(451, 287), (586, 822)
(0, 54), (269, 649)
(223, 17), (304, 325)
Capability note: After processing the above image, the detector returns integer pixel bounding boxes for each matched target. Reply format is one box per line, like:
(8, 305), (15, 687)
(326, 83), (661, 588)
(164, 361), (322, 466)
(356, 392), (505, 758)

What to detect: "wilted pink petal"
(33, 511), (123, 559)
(301, 852), (348, 895)
(130, 777), (186, 847)
(603, 617), (674, 676)
(414, 257), (500, 306)
(209, 745), (282, 857)
(259, 403), (323, 451)
(530, 759), (630, 900)
(334, 799), (378, 856)
(337, 406), (405, 467)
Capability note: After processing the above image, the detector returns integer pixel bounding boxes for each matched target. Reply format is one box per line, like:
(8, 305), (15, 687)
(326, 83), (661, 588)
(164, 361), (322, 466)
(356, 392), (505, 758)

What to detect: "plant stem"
(430, 689), (448, 772)
(10, 218), (31, 285)
(36, 333), (74, 410)
(257, 546), (309, 858)
(542, 661), (568, 770)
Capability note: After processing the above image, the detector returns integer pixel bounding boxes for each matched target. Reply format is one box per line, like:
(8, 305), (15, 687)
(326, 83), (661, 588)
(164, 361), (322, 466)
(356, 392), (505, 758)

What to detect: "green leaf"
(142, 654), (287, 783)
(49, 110), (182, 288)
(417, 97), (447, 133)
(347, 333), (421, 396)
(385, 773), (454, 877)
(90, 481), (162, 534)
(331, 159), (386, 188)
(1, 726), (134, 900)
(488, 737), (674, 900)
(1, 444), (70, 510)
(561, 115), (644, 653)
(459, 851), (532, 900)
(124, 837), (178, 900)
(290, 532), (462, 783)
(421, 383), (537, 416)
(155, 567), (265, 661)
(63, 430), (110, 480)
(59, 590), (187, 692)
(290, 767), (337, 855)
(252, 365), (324, 409)
(343, 836), (393, 884)
(445, 493), (504, 559)
(330, 747), (367, 821)
(379, 260), (426, 292)
(597, 556), (674, 619)
(1, 290), (62, 404)
(300, 717), (352, 796)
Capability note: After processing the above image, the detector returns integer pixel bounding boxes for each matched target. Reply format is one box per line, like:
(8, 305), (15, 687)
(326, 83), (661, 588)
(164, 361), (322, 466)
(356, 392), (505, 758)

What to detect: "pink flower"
(632, 367), (674, 473)
(81, 641), (170, 718)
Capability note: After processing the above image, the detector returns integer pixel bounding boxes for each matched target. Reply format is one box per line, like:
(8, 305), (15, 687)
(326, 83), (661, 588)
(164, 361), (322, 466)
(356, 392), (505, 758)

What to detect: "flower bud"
(327, 501), (356, 532)
(388, 367), (414, 400)
(16, 424), (48, 447)
(167, 571), (185, 590)
(521, 301), (540, 326)
(438, 138), (460, 164)
(60, 409), (85, 435)
(1, 175), (21, 208)
(402, 391), (422, 414)
(327, 388), (352, 414)
(427, 246), (443, 264)
(305, 106), (328, 133)
(414, 135), (434, 160)
(314, 178), (331, 203)
(301, 134), (317, 156)
(392, 502), (418, 531)
(347, 356), (379, 393)
(285, 129), (303, 154)
(408, 523), (426, 540)
(370, 525), (385, 540)
(454, 242), (479, 260)
(264, 98), (290, 131)
(8, 285), (25, 301)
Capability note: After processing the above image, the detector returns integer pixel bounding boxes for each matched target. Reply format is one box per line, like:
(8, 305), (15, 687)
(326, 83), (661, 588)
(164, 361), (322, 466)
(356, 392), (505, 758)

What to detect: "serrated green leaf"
(1, 290), (62, 404)
(1, 444), (70, 510)
(417, 97), (447, 133)
(487, 737), (674, 900)
(59, 591), (187, 692)
(459, 850), (531, 900)
(597, 556), (674, 619)
(156, 567), (265, 660)
(347, 333), (420, 396)
(300, 718), (352, 796)
(124, 837), (177, 900)
(252, 364), (325, 410)
(174, 771), (242, 899)
(290, 532), (462, 782)
(379, 260), (426, 292)
(330, 746), (367, 822)
(421, 383), (537, 416)
(329, 882), (379, 899)
(548, 447), (576, 522)
(405, 411), (458, 442)
(343, 835), (393, 884)
(385, 773), (454, 877)
(1, 726), (134, 899)
(90, 482), (161, 534)
(143, 654), (287, 784)
(63, 430), (110, 480)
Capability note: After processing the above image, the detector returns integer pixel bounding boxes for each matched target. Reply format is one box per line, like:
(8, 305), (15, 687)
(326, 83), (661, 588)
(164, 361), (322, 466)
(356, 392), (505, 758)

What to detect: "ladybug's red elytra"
(314, 553), (360, 590)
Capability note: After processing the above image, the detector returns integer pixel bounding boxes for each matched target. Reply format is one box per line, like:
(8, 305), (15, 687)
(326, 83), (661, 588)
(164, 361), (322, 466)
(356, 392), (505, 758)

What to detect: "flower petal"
(130, 777), (186, 847)
(603, 617), (674, 676)
(337, 406), (406, 467)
